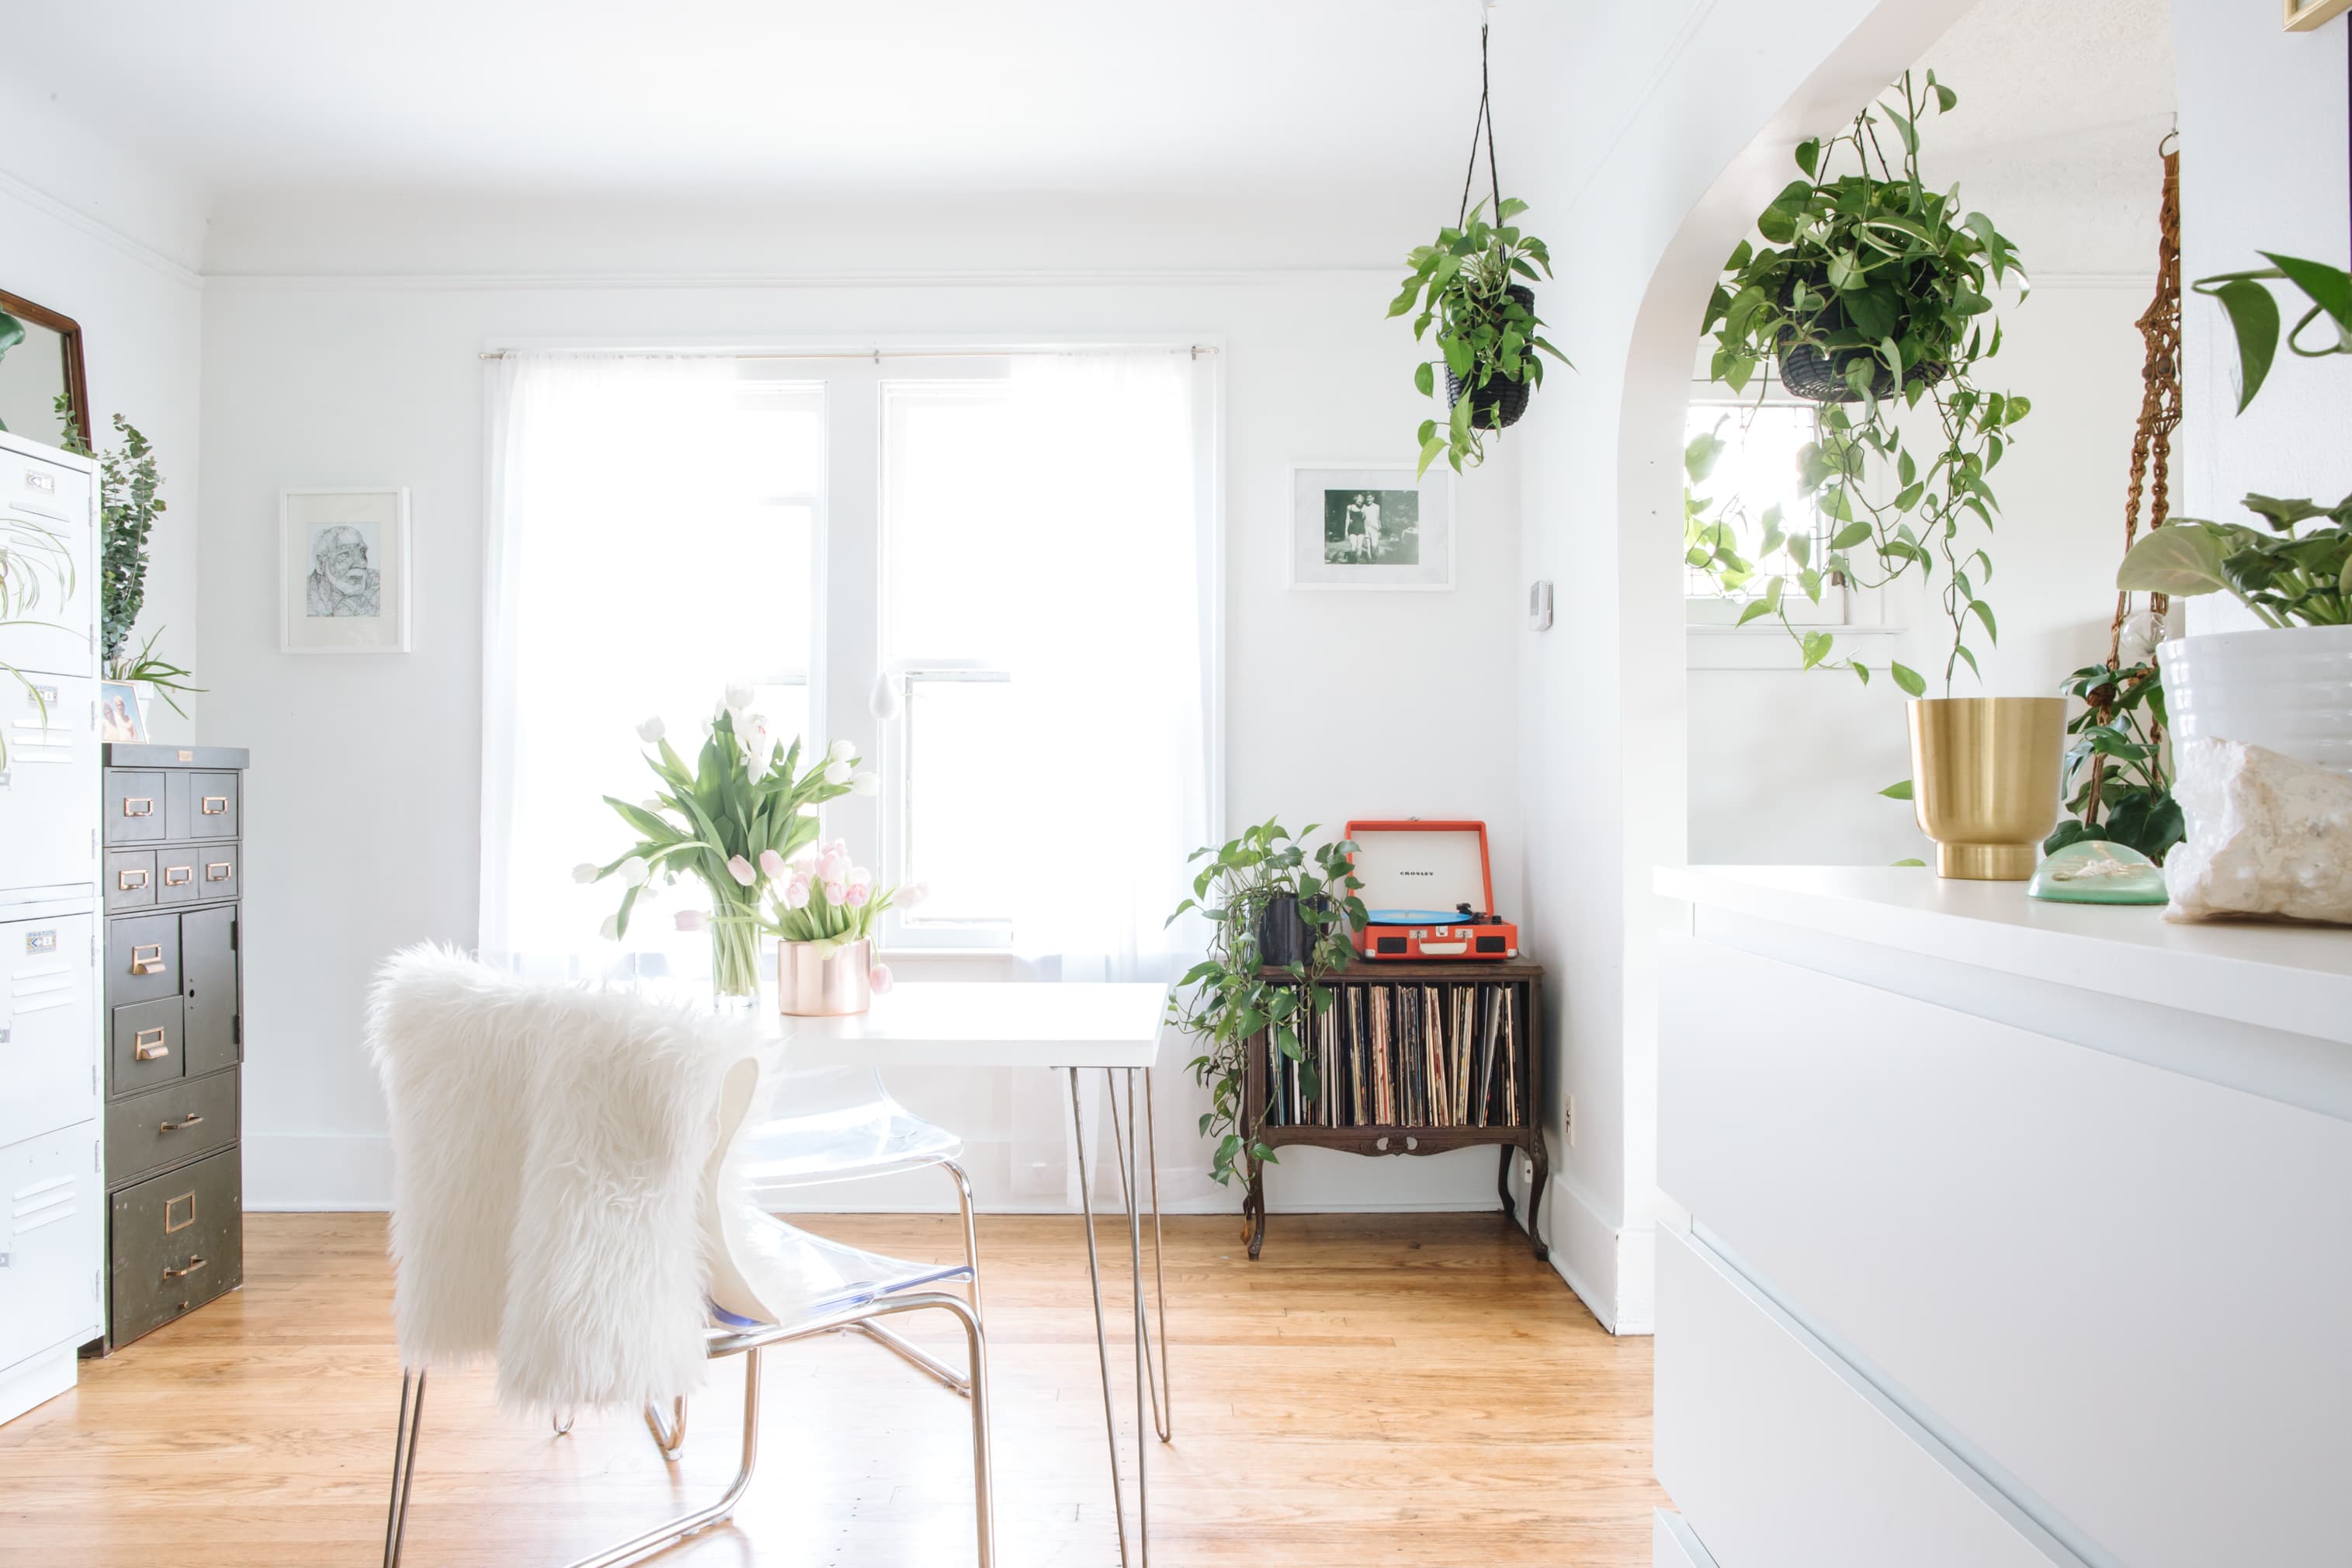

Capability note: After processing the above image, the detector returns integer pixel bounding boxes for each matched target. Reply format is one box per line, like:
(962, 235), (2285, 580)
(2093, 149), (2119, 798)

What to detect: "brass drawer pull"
(205, 861), (231, 881)
(134, 1027), (171, 1060)
(164, 866), (193, 886)
(121, 796), (154, 817)
(130, 943), (168, 975)
(200, 795), (228, 815)
(160, 1112), (205, 1133)
(162, 1256), (207, 1281)
(118, 869), (150, 890)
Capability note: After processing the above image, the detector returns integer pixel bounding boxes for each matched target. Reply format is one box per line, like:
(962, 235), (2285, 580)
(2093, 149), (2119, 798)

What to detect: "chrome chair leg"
(642, 1396), (687, 1462)
(846, 1318), (971, 1393)
(563, 1351), (763, 1568)
(552, 1410), (574, 1437)
(945, 1156), (985, 1325)
(382, 1369), (428, 1568)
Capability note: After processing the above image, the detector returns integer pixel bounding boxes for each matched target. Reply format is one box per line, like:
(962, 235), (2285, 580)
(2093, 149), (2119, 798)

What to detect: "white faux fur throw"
(366, 945), (746, 1410)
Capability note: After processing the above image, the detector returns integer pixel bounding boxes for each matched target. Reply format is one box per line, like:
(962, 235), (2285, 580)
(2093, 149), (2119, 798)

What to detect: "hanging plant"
(1389, 19), (1569, 479)
(1694, 70), (2029, 694)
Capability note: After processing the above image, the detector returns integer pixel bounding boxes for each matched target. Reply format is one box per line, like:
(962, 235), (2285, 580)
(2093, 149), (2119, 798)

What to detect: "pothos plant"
(1165, 820), (1367, 1187)
(1390, 197), (1568, 478)
(1695, 70), (2029, 696)
(2118, 253), (2352, 623)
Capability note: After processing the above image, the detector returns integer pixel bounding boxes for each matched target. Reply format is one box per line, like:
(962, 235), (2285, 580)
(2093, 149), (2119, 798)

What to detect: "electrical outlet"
(1566, 1094), (1577, 1147)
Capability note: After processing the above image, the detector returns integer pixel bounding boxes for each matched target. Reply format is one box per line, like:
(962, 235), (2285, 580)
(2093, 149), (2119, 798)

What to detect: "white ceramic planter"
(2160, 624), (2352, 775)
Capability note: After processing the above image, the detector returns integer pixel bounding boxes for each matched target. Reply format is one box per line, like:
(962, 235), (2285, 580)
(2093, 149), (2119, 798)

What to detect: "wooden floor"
(0, 1211), (1663, 1566)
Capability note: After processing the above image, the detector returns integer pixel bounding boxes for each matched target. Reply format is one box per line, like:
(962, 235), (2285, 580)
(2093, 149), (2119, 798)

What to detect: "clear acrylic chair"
(380, 1049), (997, 1568)
(724, 1064), (983, 1394)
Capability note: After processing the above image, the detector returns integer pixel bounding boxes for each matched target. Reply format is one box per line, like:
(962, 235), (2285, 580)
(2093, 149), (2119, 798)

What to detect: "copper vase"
(775, 938), (872, 1017)
(1906, 697), (2067, 880)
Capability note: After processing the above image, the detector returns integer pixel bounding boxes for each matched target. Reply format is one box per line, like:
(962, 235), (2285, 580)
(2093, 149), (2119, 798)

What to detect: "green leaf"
(1967, 598), (1998, 644)
(1879, 779), (1914, 800)
(1795, 139), (1820, 178)
(1735, 597), (1774, 626)
(1892, 858), (1927, 868)
(2206, 276), (2282, 413)
(1830, 522), (1873, 551)
(2116, 523), (2232, 597)
(1799, 630), (1833, 668)
(1413, 360), (1434, 398)
(1889, 661), (1927, 698)
(2261, 251), (2352, 338)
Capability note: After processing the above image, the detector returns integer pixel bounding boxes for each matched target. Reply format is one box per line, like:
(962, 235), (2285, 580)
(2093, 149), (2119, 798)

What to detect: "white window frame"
(1683, 380), (1847, 629)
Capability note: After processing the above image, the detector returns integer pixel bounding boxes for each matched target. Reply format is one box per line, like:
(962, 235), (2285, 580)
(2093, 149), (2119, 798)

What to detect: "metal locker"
(0, 444), (97, 680)
(0, 674), (99, 897)
(0, 911), (97, 1151)
(0, 1121), (104, 1379)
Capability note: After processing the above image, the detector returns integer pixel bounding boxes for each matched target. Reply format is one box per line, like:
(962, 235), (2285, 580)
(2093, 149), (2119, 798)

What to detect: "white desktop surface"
(761, 980), (1170, 1069)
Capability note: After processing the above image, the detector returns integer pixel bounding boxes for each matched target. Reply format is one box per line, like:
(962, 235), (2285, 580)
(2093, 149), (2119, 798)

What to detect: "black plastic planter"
(1257, 894), (1325, 967)
(1774, 269), (1948, 403)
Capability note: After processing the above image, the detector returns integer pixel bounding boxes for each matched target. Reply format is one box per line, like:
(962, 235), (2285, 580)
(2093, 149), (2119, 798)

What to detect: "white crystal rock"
(2166, 737), (2352, 925)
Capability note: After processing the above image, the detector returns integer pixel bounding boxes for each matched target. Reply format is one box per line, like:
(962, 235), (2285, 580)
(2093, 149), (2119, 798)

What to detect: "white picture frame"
(1289, 464), (1453, 591)
(280, 488), (411, 654)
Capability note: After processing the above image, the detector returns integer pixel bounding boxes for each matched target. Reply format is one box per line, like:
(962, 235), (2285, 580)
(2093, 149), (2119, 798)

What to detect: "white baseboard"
(241, 1131), (1514, 1219)
(245, 1134), (394, 1211)
(0, 1344), (78, 1427)
(1546, 1172), (1656, 1335)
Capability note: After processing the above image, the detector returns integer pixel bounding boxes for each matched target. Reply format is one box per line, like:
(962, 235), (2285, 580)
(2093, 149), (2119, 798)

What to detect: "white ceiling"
(4, 1), (1486, 199)
(1, 0), (2182, 275)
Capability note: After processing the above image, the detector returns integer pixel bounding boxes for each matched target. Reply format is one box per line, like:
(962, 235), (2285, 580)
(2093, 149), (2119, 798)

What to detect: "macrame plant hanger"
(1456, 20), (1502, 231)
(2083, 134), (2184, 826)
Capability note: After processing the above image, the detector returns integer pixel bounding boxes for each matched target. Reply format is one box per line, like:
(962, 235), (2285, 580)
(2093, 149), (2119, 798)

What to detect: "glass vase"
(708, 916), (762, 1004)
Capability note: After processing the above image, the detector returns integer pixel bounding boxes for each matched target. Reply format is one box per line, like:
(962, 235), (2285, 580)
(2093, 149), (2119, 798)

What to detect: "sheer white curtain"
(479, 353), (789, 965)
(995, 351), (1216, 1205)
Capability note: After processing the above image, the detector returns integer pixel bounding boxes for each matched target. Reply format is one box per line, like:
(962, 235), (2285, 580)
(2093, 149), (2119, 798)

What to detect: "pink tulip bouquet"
(762, 838), (925, 994)
(578, 685), (877, 998)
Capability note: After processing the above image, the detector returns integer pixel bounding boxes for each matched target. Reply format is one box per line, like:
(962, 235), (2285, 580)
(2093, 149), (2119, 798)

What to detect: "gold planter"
(775, 938), (873, 1017)
(1906, 697), (2067, 880)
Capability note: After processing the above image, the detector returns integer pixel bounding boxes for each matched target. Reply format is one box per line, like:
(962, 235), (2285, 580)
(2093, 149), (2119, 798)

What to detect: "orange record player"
(1344, 819), (1518, 960)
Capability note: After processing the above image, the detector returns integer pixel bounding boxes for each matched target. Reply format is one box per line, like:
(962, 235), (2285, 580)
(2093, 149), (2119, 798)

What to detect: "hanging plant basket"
(1445, 285), (1538, 429)
(1773, 267), (1949, 404)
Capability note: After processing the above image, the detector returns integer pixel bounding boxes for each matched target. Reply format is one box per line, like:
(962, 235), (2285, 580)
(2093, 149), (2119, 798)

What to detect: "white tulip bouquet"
(578, 685), (878, 997)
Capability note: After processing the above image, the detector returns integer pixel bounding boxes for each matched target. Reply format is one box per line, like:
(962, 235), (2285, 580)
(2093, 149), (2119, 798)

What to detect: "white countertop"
(1658, 865), (2352, 1048)
(761, 980), (1170, 1068)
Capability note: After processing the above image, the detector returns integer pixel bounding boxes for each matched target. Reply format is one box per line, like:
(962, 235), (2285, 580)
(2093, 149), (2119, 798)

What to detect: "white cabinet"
(0, 431), (102, 1427)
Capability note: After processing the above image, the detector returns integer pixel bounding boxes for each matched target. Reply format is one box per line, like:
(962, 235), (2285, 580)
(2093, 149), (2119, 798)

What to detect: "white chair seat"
(711, 1209), (973, 1329)
(734, 1065), (963, 1198)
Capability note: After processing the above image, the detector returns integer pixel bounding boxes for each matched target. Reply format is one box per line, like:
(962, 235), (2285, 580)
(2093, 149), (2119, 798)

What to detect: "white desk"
(762, 979), (1173, 1568)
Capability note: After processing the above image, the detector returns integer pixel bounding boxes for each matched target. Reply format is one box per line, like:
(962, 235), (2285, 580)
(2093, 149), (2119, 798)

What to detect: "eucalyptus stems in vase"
(578, 686), (876, 1000)
(1165, 820), (1366, 1187)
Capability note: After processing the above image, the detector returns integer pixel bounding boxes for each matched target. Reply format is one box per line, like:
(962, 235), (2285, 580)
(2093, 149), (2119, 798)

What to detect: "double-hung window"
(1683, 381), (1846, 627)
(481, 348), (1212, 966)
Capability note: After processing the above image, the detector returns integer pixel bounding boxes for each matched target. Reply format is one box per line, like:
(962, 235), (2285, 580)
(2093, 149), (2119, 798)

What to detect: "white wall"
(1690, 278), (2163, 868)
(0, 82), (206, 742)
(1497, 0), (1978, 1332)
(195, 271), (1526, 1212)
(2173, 0), (2351, 641)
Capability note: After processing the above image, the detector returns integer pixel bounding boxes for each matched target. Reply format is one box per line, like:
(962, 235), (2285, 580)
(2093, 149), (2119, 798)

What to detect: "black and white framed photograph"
(280, 488), (411, 653)
(1289, 464), (1452, 590)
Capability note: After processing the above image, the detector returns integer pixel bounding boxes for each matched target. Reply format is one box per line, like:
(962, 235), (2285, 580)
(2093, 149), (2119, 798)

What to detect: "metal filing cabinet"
(0, 430), (102, 1425)
(100, 744), (246, 1348)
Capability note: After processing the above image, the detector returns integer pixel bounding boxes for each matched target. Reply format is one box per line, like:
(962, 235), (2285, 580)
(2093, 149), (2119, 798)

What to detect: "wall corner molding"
(0, 166), (204, 290)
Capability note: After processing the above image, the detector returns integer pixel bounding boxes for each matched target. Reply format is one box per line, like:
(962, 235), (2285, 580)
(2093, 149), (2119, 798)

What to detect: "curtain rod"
(476, 345), (1219, 362)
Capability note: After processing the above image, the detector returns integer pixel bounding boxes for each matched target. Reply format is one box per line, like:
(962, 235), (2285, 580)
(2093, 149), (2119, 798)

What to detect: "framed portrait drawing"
(281, 489), (411, 653)
(1289, 465), (1452, 591)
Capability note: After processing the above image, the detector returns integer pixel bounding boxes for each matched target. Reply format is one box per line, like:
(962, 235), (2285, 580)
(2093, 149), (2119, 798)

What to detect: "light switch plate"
(1528, 580), (1554, 631)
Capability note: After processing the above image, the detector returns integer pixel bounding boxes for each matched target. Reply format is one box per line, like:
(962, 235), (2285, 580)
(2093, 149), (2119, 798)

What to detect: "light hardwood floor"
(0, 1211), (1663, 1566)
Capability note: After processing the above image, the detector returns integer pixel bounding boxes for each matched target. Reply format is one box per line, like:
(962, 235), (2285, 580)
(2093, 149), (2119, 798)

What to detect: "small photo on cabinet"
(99, 682), (143, 743)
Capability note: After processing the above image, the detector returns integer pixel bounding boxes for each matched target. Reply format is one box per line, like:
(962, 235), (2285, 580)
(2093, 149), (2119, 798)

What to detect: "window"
(482, 349), (1212, 966)
(1684, 389), (1844, 626)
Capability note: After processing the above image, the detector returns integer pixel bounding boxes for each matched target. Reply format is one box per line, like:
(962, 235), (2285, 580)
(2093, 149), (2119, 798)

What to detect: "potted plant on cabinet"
(2116, 252), (2352, 771)
(1164, 820), (1366, 1187)
(68, 413), (202, 725)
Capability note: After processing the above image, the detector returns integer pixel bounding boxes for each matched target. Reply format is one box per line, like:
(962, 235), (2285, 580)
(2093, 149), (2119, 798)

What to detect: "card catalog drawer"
(105, 769), (166, 845)
(192, 845), (238, 904)
(111, 997), (185, 1095)
(107, 1071), (237, 1187)
(110, 1146), (241, 1348)
(106, 910), (179, 1007)
(106, 850), (157, 912)
(178, 772), (239, 841)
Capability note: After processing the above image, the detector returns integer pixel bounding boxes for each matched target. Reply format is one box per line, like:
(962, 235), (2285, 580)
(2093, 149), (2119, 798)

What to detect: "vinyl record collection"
(1259, 981), (1525, 1129)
